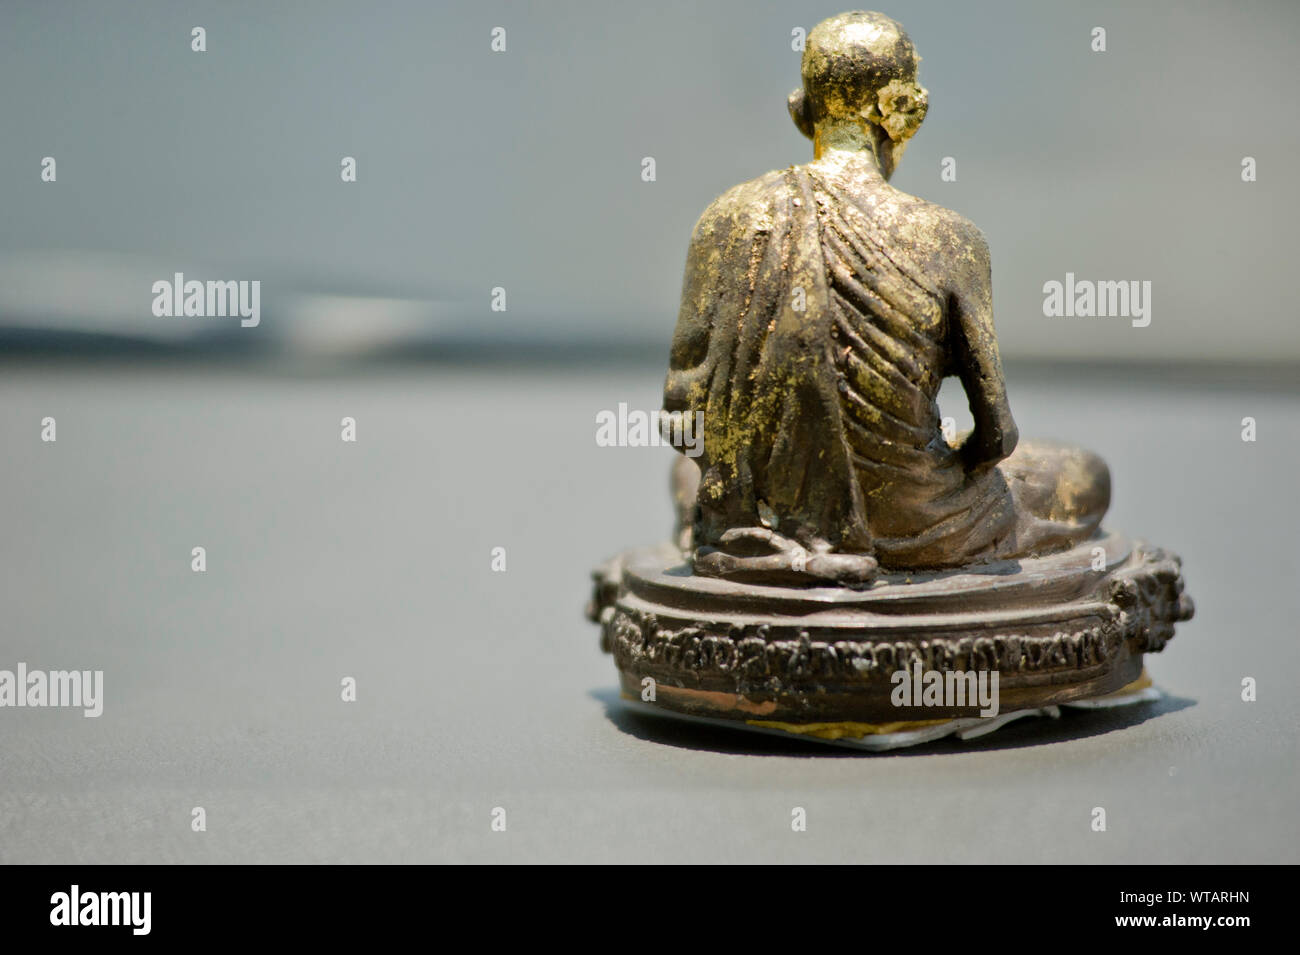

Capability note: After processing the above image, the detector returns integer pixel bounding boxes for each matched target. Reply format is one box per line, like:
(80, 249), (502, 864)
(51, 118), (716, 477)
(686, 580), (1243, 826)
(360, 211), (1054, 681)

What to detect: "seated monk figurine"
(590, 10), (1192, 747)
(665, 10), (1110, 585)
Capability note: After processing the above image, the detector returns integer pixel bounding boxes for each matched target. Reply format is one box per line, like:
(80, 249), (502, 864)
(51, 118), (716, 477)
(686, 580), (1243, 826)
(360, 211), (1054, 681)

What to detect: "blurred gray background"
(1, 0), (1298, 361)
(1, 1), (1297, 865)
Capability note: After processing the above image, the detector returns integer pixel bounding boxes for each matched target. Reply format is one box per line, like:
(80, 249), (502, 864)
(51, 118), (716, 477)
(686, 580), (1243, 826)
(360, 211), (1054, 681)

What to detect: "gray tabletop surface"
(1, 360), (1296, 864)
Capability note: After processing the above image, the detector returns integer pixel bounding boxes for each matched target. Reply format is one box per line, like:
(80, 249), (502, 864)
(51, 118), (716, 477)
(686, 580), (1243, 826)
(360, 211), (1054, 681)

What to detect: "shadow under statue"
(588, 11), (1193, 750)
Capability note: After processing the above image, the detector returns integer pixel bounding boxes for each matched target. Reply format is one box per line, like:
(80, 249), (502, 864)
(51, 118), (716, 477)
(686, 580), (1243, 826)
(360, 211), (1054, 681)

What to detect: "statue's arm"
(664, 186), (759, 420)
(663, 220), (714, 412)
(949, 225), (1018, 472)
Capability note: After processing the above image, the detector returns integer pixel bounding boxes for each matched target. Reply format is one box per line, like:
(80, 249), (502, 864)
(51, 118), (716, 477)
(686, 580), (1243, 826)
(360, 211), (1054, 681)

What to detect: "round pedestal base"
(588, 532), (1193, 731)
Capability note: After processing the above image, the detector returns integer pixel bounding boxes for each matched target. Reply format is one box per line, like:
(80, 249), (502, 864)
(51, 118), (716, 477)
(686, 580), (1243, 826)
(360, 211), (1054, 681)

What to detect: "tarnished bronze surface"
(589, 11), (1193, 745)
(592, 534), (1189, 724)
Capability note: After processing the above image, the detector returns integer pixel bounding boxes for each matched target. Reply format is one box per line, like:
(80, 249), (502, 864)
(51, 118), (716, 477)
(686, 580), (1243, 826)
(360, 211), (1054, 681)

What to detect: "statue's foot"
(1000, 439), (1112, 556)
(694, 527), (878, 586)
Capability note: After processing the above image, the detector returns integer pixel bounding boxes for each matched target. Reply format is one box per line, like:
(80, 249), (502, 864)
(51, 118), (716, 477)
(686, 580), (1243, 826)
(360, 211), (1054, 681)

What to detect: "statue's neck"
(813, 123), (888, 178)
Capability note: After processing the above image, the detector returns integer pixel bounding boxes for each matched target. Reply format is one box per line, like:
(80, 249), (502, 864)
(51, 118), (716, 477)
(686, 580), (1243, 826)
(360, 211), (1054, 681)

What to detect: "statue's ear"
(788, 87), (814, 140)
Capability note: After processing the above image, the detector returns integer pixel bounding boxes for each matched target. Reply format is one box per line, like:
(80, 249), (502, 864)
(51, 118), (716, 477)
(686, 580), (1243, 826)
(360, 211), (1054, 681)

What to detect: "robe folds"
(665, 164), (1110, 571)
(664, 165), (876, 563)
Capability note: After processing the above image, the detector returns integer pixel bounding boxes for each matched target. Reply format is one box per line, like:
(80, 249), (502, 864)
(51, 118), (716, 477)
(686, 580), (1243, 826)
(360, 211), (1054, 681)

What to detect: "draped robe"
(664, 164), (1062, 571)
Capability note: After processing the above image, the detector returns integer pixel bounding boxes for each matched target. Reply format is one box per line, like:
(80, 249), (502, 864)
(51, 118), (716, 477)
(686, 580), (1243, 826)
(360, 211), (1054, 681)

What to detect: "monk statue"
(664, 10), (1111, 585)
(589, 10), (1191, 747)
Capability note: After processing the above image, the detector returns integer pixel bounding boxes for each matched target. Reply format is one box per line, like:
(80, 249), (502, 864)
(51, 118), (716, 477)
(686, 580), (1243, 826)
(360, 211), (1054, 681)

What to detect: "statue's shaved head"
(790, 11), (927, 146)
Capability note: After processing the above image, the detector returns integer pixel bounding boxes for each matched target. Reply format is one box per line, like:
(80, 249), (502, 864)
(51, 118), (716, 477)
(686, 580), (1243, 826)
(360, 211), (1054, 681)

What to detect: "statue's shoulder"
(935, 204), (989, 255)
(690, 168), (796, 242)
(863, 178), (984, 243)
(873, 183), (992, 279)
(904, 191), (990, 261)
(930, 204), (991, 282)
